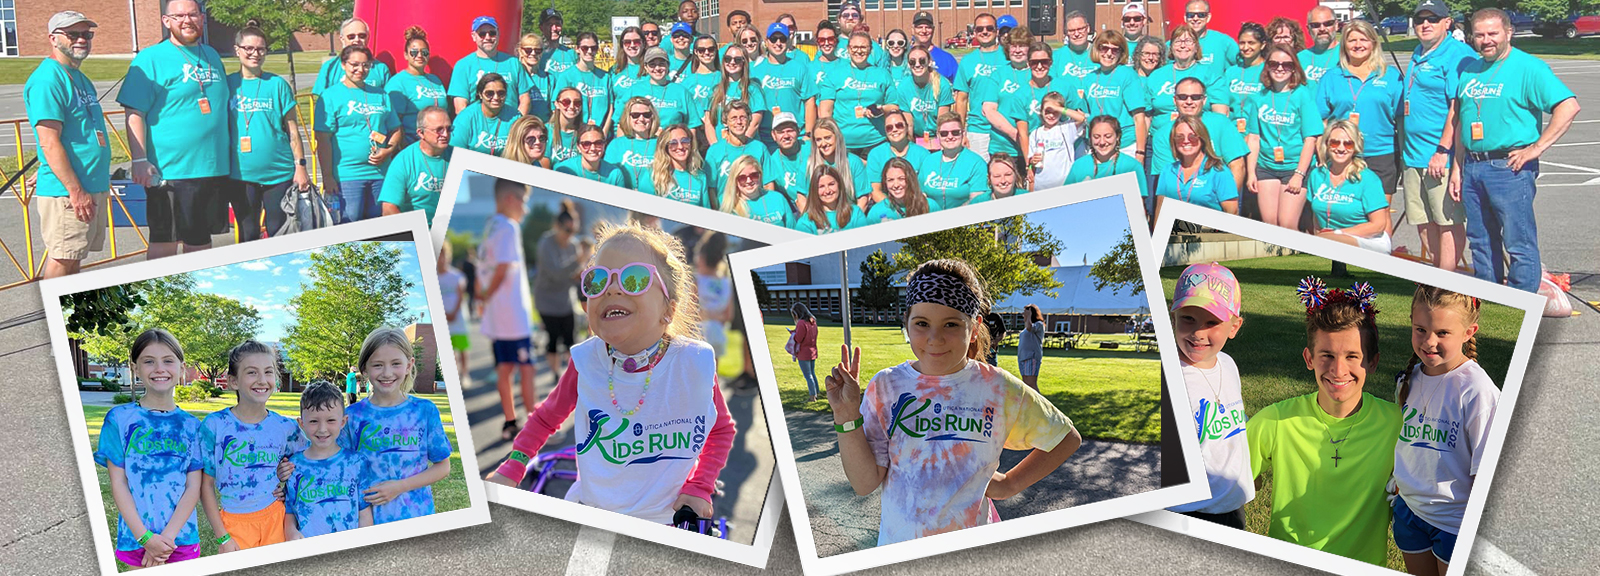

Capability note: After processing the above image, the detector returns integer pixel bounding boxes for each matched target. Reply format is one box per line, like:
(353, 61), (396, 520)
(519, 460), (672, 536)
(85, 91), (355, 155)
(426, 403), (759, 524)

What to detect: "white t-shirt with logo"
(478, 214), (533, 340)
(1028, 122), (1083, 191)
(861, 359), (1074, 545)
(1169, 352), (1255, 514)
(566, 337), (720, 523)
(1394, 359), (1499, 533)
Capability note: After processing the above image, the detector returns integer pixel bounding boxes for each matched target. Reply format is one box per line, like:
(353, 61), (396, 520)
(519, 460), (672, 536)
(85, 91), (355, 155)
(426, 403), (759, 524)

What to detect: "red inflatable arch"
(353, 0), (524, 88)
(1161, 0), (1321, 42)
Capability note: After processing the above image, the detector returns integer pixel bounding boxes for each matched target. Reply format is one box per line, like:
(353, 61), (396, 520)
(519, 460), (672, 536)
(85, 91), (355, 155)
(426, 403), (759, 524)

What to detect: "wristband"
(834, 416), (865, 433)
(506, 450), (531, 466)
(131, 157), (147, 164)
(1436, 145), (1453, 156)
(137, 530), (155, 546)
(216, 533), (232, 546)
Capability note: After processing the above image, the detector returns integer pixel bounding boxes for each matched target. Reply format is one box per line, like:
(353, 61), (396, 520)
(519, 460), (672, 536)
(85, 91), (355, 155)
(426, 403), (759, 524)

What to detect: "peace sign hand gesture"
(825, 344), (864, 424)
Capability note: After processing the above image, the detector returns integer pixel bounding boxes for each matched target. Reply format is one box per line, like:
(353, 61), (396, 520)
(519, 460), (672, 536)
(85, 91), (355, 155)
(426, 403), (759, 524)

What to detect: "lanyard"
(1346, 73), (1369, 114)
(1093, 155), (1119, 178)
(1406, 41), (1444, 95)
(1177, 163), (1202, 203)
(172, 43), (210, 91)
(1265, 88), (1290, 146)
(1090, 70), (1109, 117)
(240, 76), (267, 133)
(485, 109), (508, 156)
(1469, 55), (1511, 119)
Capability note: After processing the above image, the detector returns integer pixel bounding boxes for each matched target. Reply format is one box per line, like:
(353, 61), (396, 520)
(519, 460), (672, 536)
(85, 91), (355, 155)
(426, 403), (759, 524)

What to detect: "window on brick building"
(1, 0), (16, 57)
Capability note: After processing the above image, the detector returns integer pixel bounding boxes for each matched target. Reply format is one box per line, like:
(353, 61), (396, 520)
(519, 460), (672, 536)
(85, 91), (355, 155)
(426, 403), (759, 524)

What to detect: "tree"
(181, 293), (264, 381)
(521, 201), (557, 270)
(856, 249), (899, 323)
(1089, 230), (1145, 296)
(282, 243), (417, 381)
(890, 217), (1065, 303)
(70, 275), (260, 385)
(205, 0), (352, 93)
(63, 284), (145, 335)
(751, 272), (771, 309)
(531, 0), (623, 37)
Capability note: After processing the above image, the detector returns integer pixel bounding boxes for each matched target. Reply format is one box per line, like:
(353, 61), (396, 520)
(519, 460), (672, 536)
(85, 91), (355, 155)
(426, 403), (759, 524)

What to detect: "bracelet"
(506, 450), (531, 465)
(215, 533), (232, 546)
(130, 157), (147, 164)
(137, 530), (155, 546)
(834, 416), (865, 433)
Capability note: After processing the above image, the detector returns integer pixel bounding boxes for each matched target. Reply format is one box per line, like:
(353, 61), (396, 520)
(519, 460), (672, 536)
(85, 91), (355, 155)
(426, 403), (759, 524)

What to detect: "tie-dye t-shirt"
(94, 403), (204, 551)
(337, 396), (453, 524)
(199, 407), (307, 513)
(285, 449), (371, 537)
(861, 360), (1074, 545)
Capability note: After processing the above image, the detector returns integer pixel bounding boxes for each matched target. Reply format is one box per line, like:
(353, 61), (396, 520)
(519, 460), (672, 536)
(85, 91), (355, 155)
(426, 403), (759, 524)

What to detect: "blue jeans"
(335, 179), (383, 224)
(798, 360), (820, 398)
(1461, 158), (1540, 292)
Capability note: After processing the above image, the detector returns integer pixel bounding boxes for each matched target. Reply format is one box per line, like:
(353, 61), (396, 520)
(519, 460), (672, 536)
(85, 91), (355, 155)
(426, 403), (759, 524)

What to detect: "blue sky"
(187, 242), (432, 341)
(1024, 195), (1135, 266)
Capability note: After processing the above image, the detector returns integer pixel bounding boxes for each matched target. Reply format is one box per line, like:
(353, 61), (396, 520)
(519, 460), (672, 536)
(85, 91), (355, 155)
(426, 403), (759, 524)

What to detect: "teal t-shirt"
(753, 55), (811, 139)
(706, 81), (768, 133)
(1149, 111), (1248, 174)
(1052, 43), (1097, 82)
(1143, 62), (1226, 120)
(1081, 66), (1147, 149)
(890, 73), (956, 139)
(521, 66), (555, 120)
(632, 80), (699, 128)
(680, 70), (721, 106)
(1194, 30), (1241, 76)
(806, 57), (847, 103)
(199, 408), (307, 514)
(916, 149), (990, 209)
(312, 82), (402, 181)
(548, 128), (581, 165)
(819, 154), (872, 201)
(1220, 63), (1265, 126)
(336, 396), (452, 524)
(383, 71), (447, 145)
(866, 197), (944, 223)
(1155, 161), (1239, 211)
(1297, 46), (1341, 93)
(313, 56), (391, 96)
(379, 143), (451, 225)
(543, 45), (578, 75)
(1247, 86), (1325, 171)
(954, 46), (1009, 134)
(554, 156), (631, 188)
(973, 64), (1032, 153)
(762, 141), (813, 199)
(603, 136), (658, 188)
(1316, 66), (1404, 155)
(794, 205), (868, 235)
(447, 52), (526, 106)
(1402, 37), (1475, 168)
(824, 62), (895, 148)
(609, 63), (645, 109)
(449, 102), (520, 156)
(735, 188), (797, 228)
(227, 72), (299, 184)
(552, 66), (612, 130)
(639, 168), (713, 208)
(865, 142), (933, 190)
(94, 404), (203, 552)
(116, 41), (231, 179)
(705, 139), (769, 192)
(1307, 166), (1387, 231)
(1065, 154), (1149, 197)
(26, 58), (110, 197)
(1002, 78), (1059, 147)
(1453, 47), (1577, 153)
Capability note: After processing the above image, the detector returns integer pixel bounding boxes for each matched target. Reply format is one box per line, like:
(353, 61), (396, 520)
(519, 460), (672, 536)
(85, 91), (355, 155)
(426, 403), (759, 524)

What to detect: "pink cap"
(1171, 262), (1240, 321)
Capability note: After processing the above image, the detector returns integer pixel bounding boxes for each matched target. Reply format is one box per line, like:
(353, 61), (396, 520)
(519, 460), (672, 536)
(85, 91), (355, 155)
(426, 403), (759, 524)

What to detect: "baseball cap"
(670, 22), (693, 37)
(1122, 2), (1147, 17)
(997, 15), (1018, 31)
(913, 11), (935, 25)
(642, 47), (670, 64)
(471, 15), (498, 32)
(767, 22), (791, 38)
(839, 1), (863, 17)
(772, 111), (798, 129)
(48, 11), (97, 33)
(1170, 262), (1241, 321)
(540, 8), (562, 24)
(1414, 0), (1448, 17)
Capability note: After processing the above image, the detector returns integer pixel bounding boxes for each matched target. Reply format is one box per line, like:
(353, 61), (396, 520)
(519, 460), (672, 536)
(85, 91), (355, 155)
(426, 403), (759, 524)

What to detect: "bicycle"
(516, 447), (733, 540)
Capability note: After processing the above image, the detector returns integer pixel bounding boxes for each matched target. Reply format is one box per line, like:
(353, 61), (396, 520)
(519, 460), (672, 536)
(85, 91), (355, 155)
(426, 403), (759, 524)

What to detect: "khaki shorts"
(1402, 167), (1464, 226)
(38, 192), (109, 260)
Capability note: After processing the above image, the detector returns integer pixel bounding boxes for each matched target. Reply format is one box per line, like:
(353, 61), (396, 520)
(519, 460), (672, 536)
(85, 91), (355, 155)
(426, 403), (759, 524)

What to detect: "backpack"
(276, 183), (336, 236)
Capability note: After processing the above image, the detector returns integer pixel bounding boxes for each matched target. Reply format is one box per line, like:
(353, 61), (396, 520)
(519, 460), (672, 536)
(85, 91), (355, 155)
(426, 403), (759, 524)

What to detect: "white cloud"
(212, 272), (233, 281)
(196, 281), (214, 289)
(271, 267), (284, 276)
(238, 261), (271, 271)
(288, 258), (308, 265)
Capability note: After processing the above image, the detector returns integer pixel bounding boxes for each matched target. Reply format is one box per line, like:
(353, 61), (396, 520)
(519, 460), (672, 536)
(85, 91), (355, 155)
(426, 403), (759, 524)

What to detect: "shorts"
(1338, 230), (1393, 254)
(1402, 166), (1464, 226)
(450, 334), (470, 352)
(1018, 357), (1041, 377)
(148, 176), (225, 246)
(115, 543), (201, 567)
(37, 192), (109, 260)
(1392, 496), (1459, 563)
(1364, 151), (1400, 199)
(220, 500), (287, 549)
(1255, 165), (1297, 183)
(541, 314), (576, 354)
(492, 337), (534, 365)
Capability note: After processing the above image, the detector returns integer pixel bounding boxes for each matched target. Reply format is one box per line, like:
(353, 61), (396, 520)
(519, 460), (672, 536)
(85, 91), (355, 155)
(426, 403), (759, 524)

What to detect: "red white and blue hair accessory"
(1297, 276), (1379, 317)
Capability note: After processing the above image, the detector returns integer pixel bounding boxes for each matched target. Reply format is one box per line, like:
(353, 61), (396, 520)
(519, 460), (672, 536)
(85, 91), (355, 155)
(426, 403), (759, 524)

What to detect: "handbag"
(277, 183), (337, 236)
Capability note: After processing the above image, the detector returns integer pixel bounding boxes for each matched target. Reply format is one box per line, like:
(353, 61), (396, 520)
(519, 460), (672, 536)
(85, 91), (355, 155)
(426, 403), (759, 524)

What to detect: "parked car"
(944, 35), (968, 49)
(1378, 16), (1410, 35)
(1507, 10), (1540, 32)
(1538, 14), (1600, 38)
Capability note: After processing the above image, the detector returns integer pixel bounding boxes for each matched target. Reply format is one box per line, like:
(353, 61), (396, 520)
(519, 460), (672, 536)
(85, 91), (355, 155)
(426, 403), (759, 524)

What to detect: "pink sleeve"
(495, 363), (581, 482)
(681, 382), (737, 501)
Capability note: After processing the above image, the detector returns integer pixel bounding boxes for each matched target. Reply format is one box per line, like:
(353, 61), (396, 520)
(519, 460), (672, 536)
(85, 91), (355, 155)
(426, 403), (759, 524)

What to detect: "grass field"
(1160, 253), (1525, 571)
(0, 51), (330, 85)
(1384, 36), (1600, 60)
(83, 392), (468, 571)
(764, 322), (1162, 443)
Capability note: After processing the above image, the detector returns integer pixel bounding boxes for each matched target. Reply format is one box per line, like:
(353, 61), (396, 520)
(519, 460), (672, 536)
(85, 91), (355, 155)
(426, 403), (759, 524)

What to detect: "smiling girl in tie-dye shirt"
(336, 327), (454, 524)
(830, 259), (1082, 546)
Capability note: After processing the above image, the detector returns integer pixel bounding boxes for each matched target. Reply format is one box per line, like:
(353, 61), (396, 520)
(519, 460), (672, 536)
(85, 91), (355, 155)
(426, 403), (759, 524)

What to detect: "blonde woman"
(1315, 19), (1402, 228)
(643, 124), (712, 208)
(718, 155), (794, 227)
(808, 118), (869, 210)
(604, 96), (661, 188)
(502, 116), (552, 169)
(1307, 119), (1390, 253)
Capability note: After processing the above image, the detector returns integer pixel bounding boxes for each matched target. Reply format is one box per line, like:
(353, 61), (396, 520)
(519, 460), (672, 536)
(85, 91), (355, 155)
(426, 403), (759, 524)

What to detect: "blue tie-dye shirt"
(285, 449), (371, 537)
(337, 396), (452, 524)
(94, 403), (204, 551)
(199, 407), (307, 514)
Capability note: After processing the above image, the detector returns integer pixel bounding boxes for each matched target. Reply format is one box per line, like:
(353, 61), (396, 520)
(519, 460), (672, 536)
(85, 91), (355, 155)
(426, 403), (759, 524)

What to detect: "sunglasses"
(885, 121), (907, 131)
(1175, 93), (1205, 101)
(524, 135), (546, 146)
(643, 30), (661, 37)
(481, 90), (507, 99)
(624, 39), (643, 46)
(938, 129), (963, 137)
(410, 49), (431, 57)
(578, 139), (605, 149)
(1267, 60), (1293, 70)
(974, 25), (997, 33)
(630, 111), (654, 120)
(1309, 19), (1337, 29)
(725, 56), (747, 65)
(667, 137), (692, 149)
(558, 98), (581, 107)
(817, 35), (837, 43)
(1175, 134), (1202, 145)
(909, 58), (930, 66)
(768, 35), (788, 42)
(581, 263), (669, 299)
(1328, 138), (1355, 151)
(1185, 11), (1209, 18)
(1122, 16), (1146, 23)
(477, 30), (499, 38)
(886, 40), (906, 48)
(1413, 15), (1445, 25)
(736, 171), (762, 184)
(56, 30), (96, 41)
(695, 46), (717, 54)
(1098, 45), (1122, 53)
(579, 45), (598, 52)
(1029, 59), (1051, 68)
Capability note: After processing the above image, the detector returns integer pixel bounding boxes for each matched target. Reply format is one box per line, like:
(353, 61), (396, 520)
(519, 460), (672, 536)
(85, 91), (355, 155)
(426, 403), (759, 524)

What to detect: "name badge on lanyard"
(1236, 118), (1247, 134)
(198, 97), (212, 115)
(1471, 121), (1484, 141)
(1404, 100), (1410, 117)
(1348, 111), (1360, 126)
(239, 136), (252, 154)
(96, 130), (107, 148)
(1273, 146), (1285, 163)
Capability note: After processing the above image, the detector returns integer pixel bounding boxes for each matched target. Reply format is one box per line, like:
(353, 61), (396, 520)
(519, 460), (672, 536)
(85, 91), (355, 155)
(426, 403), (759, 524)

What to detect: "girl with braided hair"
(825, 259), (1081, 545)
(1391, 286), (1499, 575)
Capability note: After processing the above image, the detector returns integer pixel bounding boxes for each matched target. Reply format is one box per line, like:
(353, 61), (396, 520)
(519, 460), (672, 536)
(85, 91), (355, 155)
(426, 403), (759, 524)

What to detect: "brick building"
(11, 0), (330, 57)
(693, 0), (1167, 45)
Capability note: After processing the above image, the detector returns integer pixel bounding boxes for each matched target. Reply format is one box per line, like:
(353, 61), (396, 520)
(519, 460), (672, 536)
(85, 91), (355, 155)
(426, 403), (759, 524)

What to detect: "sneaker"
(502, 419), (520, 441)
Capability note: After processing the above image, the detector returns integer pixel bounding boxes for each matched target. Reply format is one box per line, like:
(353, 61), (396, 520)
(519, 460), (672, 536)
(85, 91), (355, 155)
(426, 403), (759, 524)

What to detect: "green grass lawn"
(765, 322), (1162, 443)
(84, 392), (467, 571)
(1160, 253), (1525, 571)
(0, 51), (330, 85)
(1384, 36), (1600, 60)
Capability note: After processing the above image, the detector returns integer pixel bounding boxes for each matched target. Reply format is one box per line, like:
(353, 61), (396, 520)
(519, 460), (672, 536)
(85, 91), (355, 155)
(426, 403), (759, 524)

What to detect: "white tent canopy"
(990, 266), (1151, 316)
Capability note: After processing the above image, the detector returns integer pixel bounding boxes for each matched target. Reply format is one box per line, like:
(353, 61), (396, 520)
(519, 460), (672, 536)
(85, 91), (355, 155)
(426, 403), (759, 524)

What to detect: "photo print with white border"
(40, 212), (490, 576)
(1129, 201), (1544, 576)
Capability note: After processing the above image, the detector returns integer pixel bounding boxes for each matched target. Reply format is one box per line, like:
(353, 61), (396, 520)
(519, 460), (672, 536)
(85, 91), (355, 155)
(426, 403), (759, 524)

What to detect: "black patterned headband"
(905, 271), (980, 318)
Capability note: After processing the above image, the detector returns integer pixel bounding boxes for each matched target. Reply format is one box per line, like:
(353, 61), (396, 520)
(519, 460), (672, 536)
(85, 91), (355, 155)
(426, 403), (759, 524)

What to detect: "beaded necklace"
(607, 337), (669, 415)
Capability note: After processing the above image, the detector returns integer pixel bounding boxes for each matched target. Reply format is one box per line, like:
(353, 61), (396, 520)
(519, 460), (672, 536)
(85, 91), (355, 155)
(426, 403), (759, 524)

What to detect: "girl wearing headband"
(488, 222), (736, 526)
(827, 259), (1081, 545)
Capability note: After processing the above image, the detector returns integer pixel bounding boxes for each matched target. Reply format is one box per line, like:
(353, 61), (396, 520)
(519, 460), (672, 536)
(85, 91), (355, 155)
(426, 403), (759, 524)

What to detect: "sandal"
(501, 420), (520, 441)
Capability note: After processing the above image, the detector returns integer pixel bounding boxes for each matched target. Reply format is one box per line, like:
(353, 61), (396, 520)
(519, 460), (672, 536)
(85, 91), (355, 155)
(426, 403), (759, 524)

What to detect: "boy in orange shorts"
(198, 341), (307, 550)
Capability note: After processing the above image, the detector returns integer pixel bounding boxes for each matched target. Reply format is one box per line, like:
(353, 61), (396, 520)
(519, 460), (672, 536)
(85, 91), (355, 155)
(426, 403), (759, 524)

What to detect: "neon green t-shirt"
(1247, 392), (1400, 566)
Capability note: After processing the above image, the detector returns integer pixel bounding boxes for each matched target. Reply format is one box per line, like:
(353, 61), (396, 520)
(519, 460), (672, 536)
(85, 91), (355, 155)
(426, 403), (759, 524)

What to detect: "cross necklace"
(1318, 408), (1359, 468)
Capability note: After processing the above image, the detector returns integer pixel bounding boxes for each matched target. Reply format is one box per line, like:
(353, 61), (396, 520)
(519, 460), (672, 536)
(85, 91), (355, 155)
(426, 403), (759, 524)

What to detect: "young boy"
(1026, 92), (1082, 191)
(478, 178), (538, 441)
(284, 381), (373, 539)
(1246, 279), (1401, 566)
(1164, 262), (1254, 528)
(198, 341), (307, 551)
